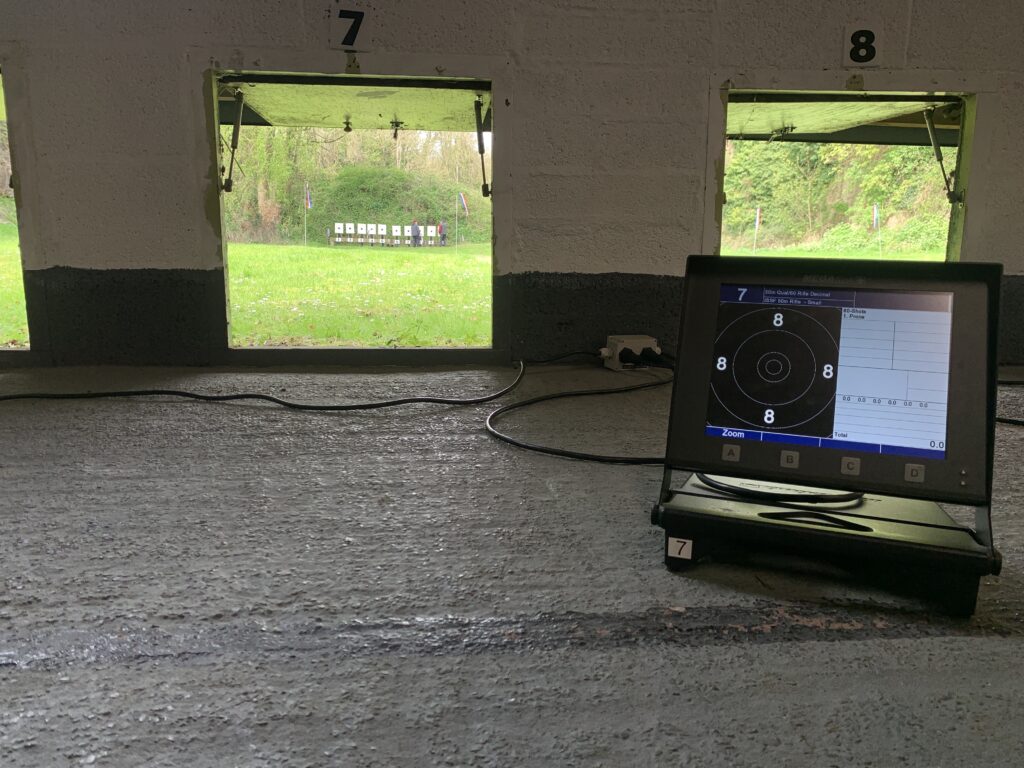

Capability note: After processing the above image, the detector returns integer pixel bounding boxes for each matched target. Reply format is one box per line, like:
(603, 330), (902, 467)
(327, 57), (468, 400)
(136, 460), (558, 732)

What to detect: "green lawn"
(0, 221), (28, 348)
(721, 245), (944, 261)
(227, 241), (492, 347)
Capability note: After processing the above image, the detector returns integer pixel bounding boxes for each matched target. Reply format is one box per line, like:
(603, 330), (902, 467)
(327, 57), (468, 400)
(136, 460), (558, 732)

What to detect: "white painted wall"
(1, 0), (1022, 276)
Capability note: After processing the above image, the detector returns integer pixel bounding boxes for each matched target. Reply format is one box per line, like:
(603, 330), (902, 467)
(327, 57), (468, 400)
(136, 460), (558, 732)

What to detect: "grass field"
(0, 221), (28, 348)
(721, 245), (944, 261)
(227, 241), (492, 347)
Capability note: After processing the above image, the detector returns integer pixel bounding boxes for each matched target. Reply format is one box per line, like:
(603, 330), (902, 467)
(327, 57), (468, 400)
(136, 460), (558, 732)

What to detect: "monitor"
(666, 256), (1001, 506)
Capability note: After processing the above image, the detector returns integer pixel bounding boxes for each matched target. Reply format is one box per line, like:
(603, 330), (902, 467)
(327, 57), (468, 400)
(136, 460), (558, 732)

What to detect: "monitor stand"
(651, 471), (1001, 616)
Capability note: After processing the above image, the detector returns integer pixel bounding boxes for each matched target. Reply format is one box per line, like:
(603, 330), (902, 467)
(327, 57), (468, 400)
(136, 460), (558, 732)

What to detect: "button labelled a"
(722, 444), (741, 462)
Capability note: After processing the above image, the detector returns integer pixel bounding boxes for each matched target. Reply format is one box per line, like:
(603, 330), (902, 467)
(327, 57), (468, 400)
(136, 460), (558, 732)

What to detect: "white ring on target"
(756, 351), (791, 382)
(733, 330), (817, 407)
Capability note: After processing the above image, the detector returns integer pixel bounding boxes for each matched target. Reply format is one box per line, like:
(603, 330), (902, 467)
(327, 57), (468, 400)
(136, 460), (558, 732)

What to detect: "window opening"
(216, 75), (493, 349)
(720, 91), (964, 262)
(0, 70), (29, 349)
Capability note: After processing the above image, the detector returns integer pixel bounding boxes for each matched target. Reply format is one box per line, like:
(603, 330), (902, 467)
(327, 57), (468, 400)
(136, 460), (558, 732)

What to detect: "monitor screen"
(705, 284), (952, 460)
(665, 257), (1001, 506)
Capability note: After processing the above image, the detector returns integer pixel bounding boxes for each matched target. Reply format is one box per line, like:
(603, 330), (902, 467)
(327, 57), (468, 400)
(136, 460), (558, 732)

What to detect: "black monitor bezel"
(665, 256), (1001, 506)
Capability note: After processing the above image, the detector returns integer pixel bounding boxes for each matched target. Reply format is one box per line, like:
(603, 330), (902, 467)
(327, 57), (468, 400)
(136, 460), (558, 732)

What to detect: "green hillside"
(220, 126), (492, 245)
(225, 165), (489, 244)
(722, 141), (956, 257)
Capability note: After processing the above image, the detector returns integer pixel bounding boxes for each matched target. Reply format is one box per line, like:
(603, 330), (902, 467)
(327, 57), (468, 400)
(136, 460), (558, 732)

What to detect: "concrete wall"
(0, 0), (1021, 364)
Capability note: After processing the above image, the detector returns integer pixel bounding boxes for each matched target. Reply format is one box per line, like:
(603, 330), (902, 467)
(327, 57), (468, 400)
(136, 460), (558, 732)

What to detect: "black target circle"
(710, 308), (838, 431)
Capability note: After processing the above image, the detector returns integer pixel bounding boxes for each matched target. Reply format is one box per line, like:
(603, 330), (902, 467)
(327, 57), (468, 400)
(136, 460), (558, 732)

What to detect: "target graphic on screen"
(707, 305), (841, 435)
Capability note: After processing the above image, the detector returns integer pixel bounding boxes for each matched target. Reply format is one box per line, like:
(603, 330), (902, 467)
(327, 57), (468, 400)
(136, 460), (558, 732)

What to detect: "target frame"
(707, 305), (841, 435)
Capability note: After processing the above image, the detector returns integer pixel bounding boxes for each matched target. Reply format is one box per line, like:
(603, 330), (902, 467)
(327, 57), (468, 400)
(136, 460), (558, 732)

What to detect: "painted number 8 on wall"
(844, 24), (882, 67)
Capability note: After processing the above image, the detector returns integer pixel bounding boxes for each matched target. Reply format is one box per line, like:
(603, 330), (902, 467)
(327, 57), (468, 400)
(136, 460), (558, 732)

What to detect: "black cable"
(0, 361), (526, 411)
(694, 472), (864, 504)
(3, 354), (1018, 456)
(524, 350), (600, 365)
(486, 372), (673, 464)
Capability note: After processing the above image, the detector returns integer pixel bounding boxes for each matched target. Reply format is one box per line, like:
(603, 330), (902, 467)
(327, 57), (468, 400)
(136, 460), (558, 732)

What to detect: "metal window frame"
(699, 70), (990, 267)
(206, 68), (508, 365)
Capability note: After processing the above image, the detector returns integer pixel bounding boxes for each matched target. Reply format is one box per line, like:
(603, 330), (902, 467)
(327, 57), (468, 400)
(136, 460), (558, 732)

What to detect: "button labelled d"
(905, 463), (925, 483)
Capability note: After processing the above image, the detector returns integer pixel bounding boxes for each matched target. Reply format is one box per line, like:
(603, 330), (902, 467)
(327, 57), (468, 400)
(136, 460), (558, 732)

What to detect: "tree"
(219, 126), (492, 243)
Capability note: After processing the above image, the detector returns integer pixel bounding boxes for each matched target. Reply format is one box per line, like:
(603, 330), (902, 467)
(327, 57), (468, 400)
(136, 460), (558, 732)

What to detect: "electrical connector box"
(600, 335), (661, 371)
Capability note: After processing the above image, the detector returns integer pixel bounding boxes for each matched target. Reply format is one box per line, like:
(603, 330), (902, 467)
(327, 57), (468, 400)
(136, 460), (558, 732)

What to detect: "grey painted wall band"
(2, 268), (1021, 367)
(501, 272), (1023, 366)
(18, 268), (227, 366)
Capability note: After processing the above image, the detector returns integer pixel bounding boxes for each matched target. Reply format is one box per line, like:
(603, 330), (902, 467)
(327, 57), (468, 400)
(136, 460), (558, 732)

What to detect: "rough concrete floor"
(1, 363), (1022, 767)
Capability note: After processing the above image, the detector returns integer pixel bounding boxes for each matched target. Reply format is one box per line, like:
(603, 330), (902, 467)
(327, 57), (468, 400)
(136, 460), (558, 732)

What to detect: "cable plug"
(601, 335), (661, 371)
(617, 348), (644, 367)
(639, 347), (674, 369)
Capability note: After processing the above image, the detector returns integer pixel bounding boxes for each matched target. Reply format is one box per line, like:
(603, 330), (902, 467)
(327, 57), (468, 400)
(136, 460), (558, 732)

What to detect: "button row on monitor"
(718, 444), (926, 483)
(705, 427), (944, 459)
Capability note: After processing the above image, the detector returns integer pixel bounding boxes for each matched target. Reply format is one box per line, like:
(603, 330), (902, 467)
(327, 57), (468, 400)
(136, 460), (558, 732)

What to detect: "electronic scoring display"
(705, 284), (953, 459)
(666, 256), (1000, 507)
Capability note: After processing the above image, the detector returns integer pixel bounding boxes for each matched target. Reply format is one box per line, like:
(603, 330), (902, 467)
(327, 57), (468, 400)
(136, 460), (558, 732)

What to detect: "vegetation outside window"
(0, 71), (30, 348)
(719, 92), (964, 262)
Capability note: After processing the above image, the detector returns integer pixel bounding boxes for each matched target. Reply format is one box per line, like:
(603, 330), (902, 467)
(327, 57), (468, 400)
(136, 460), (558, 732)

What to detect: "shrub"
(820, 223), (873, 251)
(886, 212), (948, 252)
(225, 164), (492, 245)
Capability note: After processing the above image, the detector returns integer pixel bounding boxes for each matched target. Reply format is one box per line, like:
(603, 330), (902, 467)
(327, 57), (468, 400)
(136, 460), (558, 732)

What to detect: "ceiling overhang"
(727, 92), (962, 146)
(217, 73), (491, 131)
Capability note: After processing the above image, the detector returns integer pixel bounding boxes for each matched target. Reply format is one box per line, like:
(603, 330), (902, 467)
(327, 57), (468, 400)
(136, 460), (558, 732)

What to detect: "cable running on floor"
(0, 362), (526, 411)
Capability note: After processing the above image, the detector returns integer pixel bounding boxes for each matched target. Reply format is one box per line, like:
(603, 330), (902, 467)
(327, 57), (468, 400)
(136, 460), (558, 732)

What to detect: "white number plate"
(667, 537), (693, 560)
